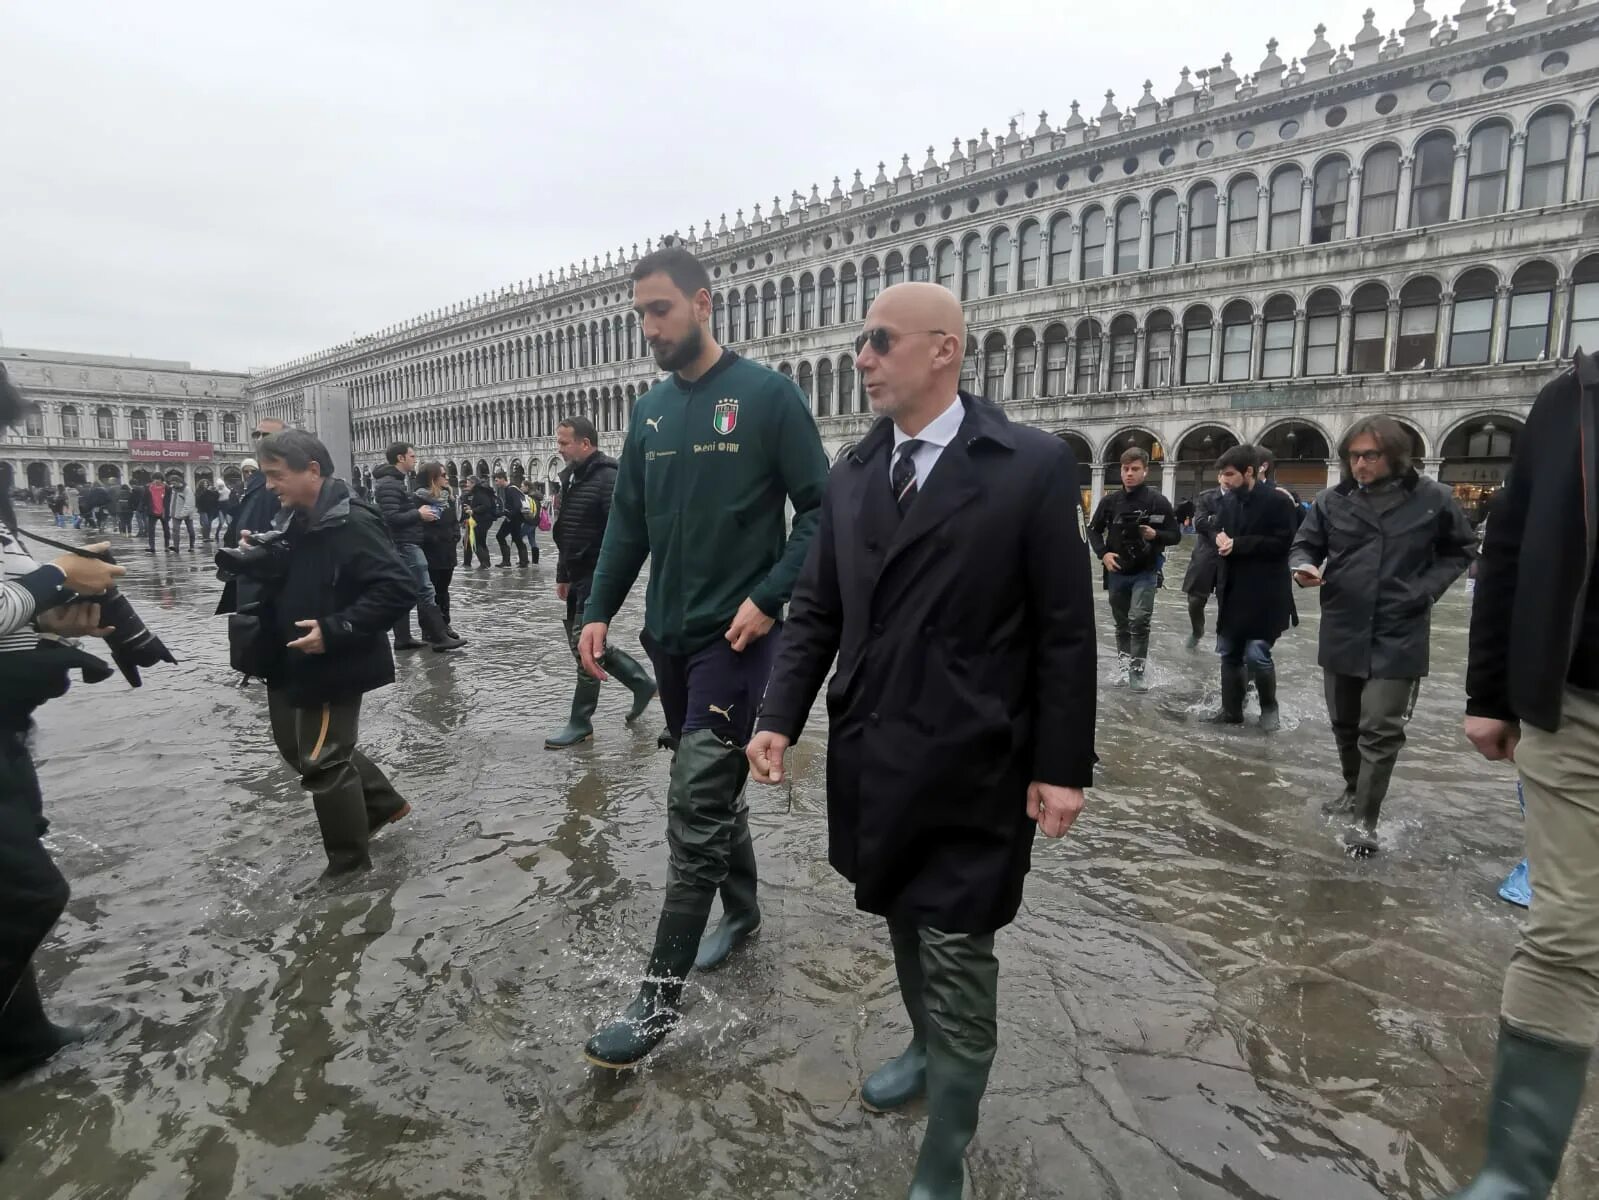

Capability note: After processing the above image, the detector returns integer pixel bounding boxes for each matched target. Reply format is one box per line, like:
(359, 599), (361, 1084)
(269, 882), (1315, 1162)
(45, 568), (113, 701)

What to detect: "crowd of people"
(0, 247), (1594, 1199)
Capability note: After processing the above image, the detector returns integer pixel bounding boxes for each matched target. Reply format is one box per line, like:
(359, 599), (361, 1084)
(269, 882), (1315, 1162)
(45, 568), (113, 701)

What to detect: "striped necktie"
(892, 440), (923, 516)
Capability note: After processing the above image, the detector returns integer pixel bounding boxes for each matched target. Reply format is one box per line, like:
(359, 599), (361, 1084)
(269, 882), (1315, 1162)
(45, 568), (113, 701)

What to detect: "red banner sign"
(129, 440), (214, 463)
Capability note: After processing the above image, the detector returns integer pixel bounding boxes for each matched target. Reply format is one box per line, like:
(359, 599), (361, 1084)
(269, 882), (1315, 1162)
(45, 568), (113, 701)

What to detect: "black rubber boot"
(391, 612), (424, 651)
(1443, 1022), (1591, 1200)
(695, 815), (760, 971)
(516, 542), (530, 567)
(1208, 661), (1247, 724)
(498, 549), (511, 567)
(0, 966), (87, 1083)
(1129, 658), (1149, 692)
(1252, 666), (1280, 732)
(1343, 750), (1399, 857)
(602, 648), (657, 724)
(861, 923), (929, 1112)
(545, 674), (601, 748)
(584, 905), (709, 1069)
(1324, 736), (1362, 814)
(417, 600), (465, 652)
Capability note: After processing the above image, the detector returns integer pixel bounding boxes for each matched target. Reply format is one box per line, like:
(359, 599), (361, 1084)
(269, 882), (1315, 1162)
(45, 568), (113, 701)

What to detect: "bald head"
(857, 283), (966, 432)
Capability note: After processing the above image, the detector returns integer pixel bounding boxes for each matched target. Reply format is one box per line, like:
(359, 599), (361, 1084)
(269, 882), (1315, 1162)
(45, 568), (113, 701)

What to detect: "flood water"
(2, 511), (1594, 1199)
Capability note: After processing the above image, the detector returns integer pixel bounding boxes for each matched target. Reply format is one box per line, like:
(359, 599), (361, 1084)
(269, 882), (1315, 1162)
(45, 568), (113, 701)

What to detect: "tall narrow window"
(797, 362), (813, 407)
(1074, 321), (1102, 391)
(909, 246), (930, 283)
(1260, 296), (1295, 378)
(862, 257), (882, 310)
(1311, 158), (1349, 243)
(959, 338), (979, 395)
(839, 266), (857, 323)
(727, 291), (742, 341)
(837, 355), (856, 412)
(762, 283), (777, 337)
(935, 241), (956, 290)
(982, 333), (1007, 400)
(1183, 307), (1213, 384)
(1506, 261), (1557, 362)
(1144, 310), (1174, 387)
(25, 408), (43, 437)
(1522, 109), (1572, 208)
(1080, 208), (1106, 279)
(713, 295), (726, 341)
(780, 279), (796, 333)
(161, 410), (179, 441)
(798, 274), (815, 330)
(1349, 283), (1389, 373)
(130, 409), (147, 440)
(191, 411), (209, 442)
(987, 230), (1011, 296)
(1047, 214), (1071, 283)
(1587, 103), (1599, 199)
(1360, 146), (1401, 235)
(885, 251), (905, 287)
(1113, 200), (1140, 274)
(1017, 222), (1041, 289)
(1268, 167), (1303, 249)
(221, 413), (237, 444)
(1012, 331), (1037, 399)
(816, 358), (834, 417)
(1108, 316), (1137, 390)
(1570, 255), (1599, 351)
(819, 269), (836, 326)
(95, 407), (115, 440)
(1227, 176), (1259, 255)
(1450, 269), (1498, 366)
(1465, 121), (1511, 218)
(1221, 302), (1253, 381)
(1187, 185), (1218, 261)
(1042, 325), (1069, 395)
(1304, 290), (1340, 375)
(1149, 193), (1177, 267)
(1411, 132), (1455, 227)
(961, 235), (982, 299)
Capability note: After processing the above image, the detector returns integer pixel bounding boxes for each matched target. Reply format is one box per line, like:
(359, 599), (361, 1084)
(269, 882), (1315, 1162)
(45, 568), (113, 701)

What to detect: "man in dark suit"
(749, 283), (1098, 1200)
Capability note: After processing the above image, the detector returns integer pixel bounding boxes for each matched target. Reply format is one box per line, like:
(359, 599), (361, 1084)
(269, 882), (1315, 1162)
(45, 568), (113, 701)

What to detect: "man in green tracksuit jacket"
(578, 245), (829, 1069)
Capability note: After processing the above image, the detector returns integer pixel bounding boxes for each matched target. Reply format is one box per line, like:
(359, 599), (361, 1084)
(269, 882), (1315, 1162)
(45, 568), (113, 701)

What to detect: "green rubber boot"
(1252, 666), (1280, 732)
(583, 906), (708, 1069)
(545, 673), (601, 748)
(602, 648), (658, 724)
(1443, 1022), (1591, 1199)
(0, 967), (88, 1083)
(695, 813), (760, 971)
(861, 922), (928, 1112)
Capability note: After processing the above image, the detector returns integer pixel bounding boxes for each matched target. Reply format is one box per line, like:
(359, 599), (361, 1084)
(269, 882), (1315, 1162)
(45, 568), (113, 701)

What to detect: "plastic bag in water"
(1499, 780), (1533, 909)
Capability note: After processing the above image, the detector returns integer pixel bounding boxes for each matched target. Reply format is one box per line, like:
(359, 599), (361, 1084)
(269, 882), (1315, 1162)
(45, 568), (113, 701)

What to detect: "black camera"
(1111, 510), (1157, 573)
(214, 528), (292, 581)
(60, 546), (178, 688)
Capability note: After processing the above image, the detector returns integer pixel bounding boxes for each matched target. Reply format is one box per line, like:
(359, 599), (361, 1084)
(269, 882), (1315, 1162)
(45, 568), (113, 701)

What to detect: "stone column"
(1174, 201), (1188, 266)
(1249, 315), (1265, 381)
(979, 240), (992, 299)
(1035, 338), (1049, 398)
(1091, 470), (1105, 514)
(1552, 278), (1574, 358)
(1006, 234), (1022, 294)
(1038, 225), (1053, 286)
(1097, 332), (1112, 393)
(1159, 461), (1177, 503)
(1138, 209), (1152, 271)
(1395, 155), (1414, 232)
(1345, 167), (1363, 239)
(1298, 174), (1314, 246)
(1336, 305), (1353, 375)
(1384, 299), (1402, 371)
(1420, 457), (1442, 480)
(1491, 285), (1511, 364)
(1567, 120), (1591, 204)
(1216, 193), (1230, 257)
(1290, 309), (1308, 376)
(1071, 221), (1085, 283)
(1437, 292), (1456, 369)
(1325, 458), (1342, 491)
(1450, 142), (1470, 221)
(1256, 185), (1269, 253)
(1507, 132), (1527, 211)
(1209, 318), (1224, 383)
(1133, 327), (1148, 389)
(1171, 324), (1186, 389)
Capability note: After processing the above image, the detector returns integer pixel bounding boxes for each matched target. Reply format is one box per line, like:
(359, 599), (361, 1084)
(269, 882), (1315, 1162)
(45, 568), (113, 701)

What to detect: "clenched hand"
(1027, 782), (1085, 839)
(725, 597), (774, 652)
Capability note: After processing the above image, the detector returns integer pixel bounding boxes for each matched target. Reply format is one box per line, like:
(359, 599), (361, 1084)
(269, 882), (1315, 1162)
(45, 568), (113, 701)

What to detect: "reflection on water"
(1, 524), (1592, 1199)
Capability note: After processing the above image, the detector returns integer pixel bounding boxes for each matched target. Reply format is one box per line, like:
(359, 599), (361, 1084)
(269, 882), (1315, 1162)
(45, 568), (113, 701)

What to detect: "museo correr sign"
(129, 440), (214, 463)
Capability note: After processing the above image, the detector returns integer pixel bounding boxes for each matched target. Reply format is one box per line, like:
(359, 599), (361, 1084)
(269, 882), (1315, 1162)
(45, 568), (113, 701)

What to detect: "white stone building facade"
(250, 0), (1598, 521)
(1, 348), (252, 493)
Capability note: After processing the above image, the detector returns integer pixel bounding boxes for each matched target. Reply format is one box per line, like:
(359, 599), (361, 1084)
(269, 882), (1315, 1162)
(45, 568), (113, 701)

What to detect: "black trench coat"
(756, 394), (1097, 934)
(1208, 482), (1299, 643)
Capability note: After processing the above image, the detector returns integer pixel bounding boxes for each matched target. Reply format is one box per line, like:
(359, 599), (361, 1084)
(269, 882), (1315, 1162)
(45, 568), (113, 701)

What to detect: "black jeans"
(171, 516), (195, 549)
(429, 567), (454, 624)
(146, 514), (170, 551)
(0, 733), (70, 1013)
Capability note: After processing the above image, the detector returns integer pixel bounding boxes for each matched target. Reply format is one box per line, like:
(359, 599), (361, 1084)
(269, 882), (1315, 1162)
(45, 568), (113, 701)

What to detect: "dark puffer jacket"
(414, 487), (461, 572)
(553, 451), (617, 585)
(372, 463), (425, 545)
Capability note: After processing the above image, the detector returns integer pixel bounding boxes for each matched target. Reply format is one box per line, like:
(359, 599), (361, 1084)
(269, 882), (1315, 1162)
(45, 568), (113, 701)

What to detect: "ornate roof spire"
(1099, 89), (1119, 119)
(718, 212), (729, 234)
(1174, 66), (1194, 95)
(1034, 110), (1052, 136)
(874, 161), (890, 186)
(1260, 38), (1283, 70)
(829, 176), (844, 200)
(948, 137), (965, 163)
(924, 144), (940, 169)
(977, 126), (993, 152)
(734, 208), (746, 231)
(897, 154), (913, 178)
(808, 183), (822, 206)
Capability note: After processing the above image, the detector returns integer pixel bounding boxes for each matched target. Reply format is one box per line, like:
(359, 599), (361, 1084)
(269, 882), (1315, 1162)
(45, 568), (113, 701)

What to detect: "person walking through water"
(414, 463), (465, 642)
(748, 283), (1098, 1199)
(576, 245), (828, 1068)
(545, 415), (655, 749)
(492, 470), (531, 568)
(1087, 448), (1179, 690)
(1182, 476), (1225, 650)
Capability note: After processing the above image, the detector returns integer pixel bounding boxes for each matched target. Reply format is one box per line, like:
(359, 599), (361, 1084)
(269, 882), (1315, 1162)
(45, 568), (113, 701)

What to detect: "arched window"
(1149, 193), (1178, 268)
(191, 410), (209, 442)
(797, 361), (814, 407)
(1349, 283), (1390, 373)
(95, 406), (115, 440)
(960, 234), (982, 299)
(1587, 102), (1599, 199)
(761, 282), (777, 337)
(1183, 306), (1214, 384)
(862, 257), (882, 310)
(578, 328), (589, 368)
(982, 331), (1007, 400)
(1145, 310), (1174, 387)
(1187, 185), (1218, 261)
(799, 273), (816, 331)
(161, 409), (180, 441)
(909, 246), (930, 283)
(1305, 289), (1341, 375)
(819, 268), (836, 326)
(1523, 109), (1572, 208)
(1411, 131), (1455, 227)
(934, 240), (956, 290)
(780, 278), (796, 333)
(1113, 200), (1140, 274)
(1466, 121), (1511, 218)
(959, 337), (979, 394)
(1047, 214), (1071, 283)
(837, 355), (855, 413)
(987, 230), (1011, 296)
(1506, 261), (1558, 362)
(1311, 157), (1350, 243)
(1221, 301), (1253, 381)
(1261, 295), (1296, 378)
(1359, 146), (1401, 236)
(1268, 166), (1303, 249)
(816, 358), (834, 417)
(1012, 329), (1037, 399)
(1571, 255), (1599, 351)
(129, 408), (148, 440)
(727, 291), (742, 341)
(778, 362), (793, 381)
(1450, 268), (1499, 366)
(1017, 222), (1041, 289)
(712, 294), (726, 342)
(221, 413), (237, 444)
(1042, 324), (1069, 395)
(839, 265), (858, 323)
(885, 251), (905, 288)
(1080, 207), (1106, 279)
(1227, 176), (1259, 255)
(1108, 315), (1137, 390)
(1074, 320), (1102, 392)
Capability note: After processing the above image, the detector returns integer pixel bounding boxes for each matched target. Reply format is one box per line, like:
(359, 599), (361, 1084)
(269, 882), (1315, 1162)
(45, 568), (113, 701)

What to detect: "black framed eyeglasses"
(853, 327), (947, 356)
(1348, 449), (1384, 463)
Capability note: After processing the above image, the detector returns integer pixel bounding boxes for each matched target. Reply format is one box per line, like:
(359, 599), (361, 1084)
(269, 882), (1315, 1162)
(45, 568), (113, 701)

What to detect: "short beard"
(653, 325), (705, 373)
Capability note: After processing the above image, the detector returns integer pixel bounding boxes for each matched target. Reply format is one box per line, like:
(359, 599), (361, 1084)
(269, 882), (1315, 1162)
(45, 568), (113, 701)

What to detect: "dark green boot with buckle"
(602, 648), (658, 724)
(695, 815), (760, 971)
(861, 923), (928, 1112)
(583, 906), (707, 1069)
(545, 673), (601, 748)
(1442, 1021), (1590, 1199)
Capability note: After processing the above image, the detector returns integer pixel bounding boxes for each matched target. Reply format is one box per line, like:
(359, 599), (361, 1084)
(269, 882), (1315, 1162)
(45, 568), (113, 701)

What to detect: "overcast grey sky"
(4, 0), (1381, 372)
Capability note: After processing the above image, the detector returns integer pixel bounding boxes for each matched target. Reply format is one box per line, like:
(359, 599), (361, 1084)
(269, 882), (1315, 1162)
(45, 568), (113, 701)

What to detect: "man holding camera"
(229, 430), (416, 880)
(1087, 448), (1180, 690)
(372, 442), (462, 653)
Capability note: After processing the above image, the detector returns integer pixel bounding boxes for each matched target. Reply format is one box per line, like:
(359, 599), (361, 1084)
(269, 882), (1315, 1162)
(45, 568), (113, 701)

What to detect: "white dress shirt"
(889, 394), (966, 491)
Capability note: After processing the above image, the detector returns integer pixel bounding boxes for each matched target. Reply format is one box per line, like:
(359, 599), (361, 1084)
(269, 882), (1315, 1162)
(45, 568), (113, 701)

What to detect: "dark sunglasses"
(853, 327), (947, 356)
(251, 428), (271, 438)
